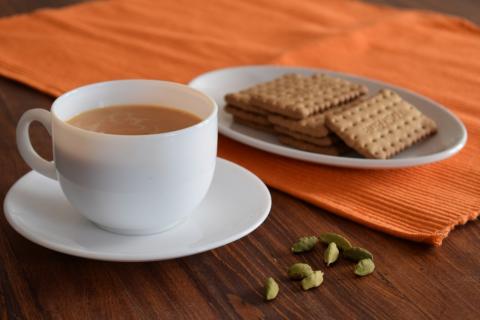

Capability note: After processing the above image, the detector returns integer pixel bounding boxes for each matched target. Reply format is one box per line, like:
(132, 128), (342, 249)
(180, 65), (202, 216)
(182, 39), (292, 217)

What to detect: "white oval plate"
(3, 158), (271, 262)
(189, 66), (467, 169)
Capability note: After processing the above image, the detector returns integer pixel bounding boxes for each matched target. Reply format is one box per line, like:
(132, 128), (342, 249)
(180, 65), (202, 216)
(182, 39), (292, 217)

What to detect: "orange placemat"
(0, 0), (478, 245)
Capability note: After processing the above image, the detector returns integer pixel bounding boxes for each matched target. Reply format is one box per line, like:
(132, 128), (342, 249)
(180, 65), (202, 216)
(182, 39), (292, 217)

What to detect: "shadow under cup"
(51, 80), (218, 235)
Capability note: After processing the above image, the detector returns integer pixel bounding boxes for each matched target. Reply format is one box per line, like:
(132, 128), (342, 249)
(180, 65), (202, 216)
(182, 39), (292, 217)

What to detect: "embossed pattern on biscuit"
(267, 98), (364, 138)
(325, 90), (437, 159)
(250, 73), (368, 119)
(224, 74), (308, 115)
(224, 92), (268, 115)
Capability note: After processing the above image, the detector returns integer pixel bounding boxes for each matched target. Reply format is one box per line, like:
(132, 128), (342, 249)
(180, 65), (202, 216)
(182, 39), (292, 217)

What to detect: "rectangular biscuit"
(267, 98), (364, 138)
(224, 74), (308, 115)
(278, 135), (349, 156)
(233, 117), (274, 134)
(325, 89), (437, 159)
(250, 73), (368, 119)
(224, 92), (268, 115)
(269, 112), (330, 138)
(273, 125), (338, 147)
(224, 105), (270, 126)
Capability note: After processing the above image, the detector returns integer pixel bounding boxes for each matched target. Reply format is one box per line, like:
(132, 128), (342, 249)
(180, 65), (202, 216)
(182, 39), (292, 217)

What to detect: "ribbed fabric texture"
(0, 0), (478, 245)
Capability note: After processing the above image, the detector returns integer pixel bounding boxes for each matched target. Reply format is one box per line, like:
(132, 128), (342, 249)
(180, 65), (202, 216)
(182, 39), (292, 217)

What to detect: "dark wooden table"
(1, 1), (479, 319)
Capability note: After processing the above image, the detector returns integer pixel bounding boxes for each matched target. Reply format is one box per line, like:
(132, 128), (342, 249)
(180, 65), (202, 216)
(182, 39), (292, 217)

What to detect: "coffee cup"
(16, 80), (218, 235)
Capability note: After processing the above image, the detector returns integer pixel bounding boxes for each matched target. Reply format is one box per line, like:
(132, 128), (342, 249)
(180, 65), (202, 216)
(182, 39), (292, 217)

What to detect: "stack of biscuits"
(224, 73), (437, 159)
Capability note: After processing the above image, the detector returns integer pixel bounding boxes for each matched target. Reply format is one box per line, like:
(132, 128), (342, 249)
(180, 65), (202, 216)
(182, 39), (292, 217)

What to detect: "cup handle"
(16, 109), (57, 180)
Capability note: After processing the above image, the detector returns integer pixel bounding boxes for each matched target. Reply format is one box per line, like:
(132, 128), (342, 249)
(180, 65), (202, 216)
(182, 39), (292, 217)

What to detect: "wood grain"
(368, 0), (480, 24)
(0, 1), (479, 319)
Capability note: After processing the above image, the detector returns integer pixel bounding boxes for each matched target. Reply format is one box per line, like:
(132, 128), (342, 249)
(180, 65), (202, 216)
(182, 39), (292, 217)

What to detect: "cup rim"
(51, 79), (218, 138)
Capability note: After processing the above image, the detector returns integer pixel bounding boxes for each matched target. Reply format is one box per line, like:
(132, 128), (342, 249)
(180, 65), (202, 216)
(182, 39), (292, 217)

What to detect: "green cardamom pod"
(288, 263), (313, 280)
(343, 247), (373, 261)
(354, 258), (375, 276)
(318, 232), (352, 251)
(324, 242), (339, 266)
(291, 236), (319, 253)
(264, 277), (279, 301)
(301, 270), (324, 290)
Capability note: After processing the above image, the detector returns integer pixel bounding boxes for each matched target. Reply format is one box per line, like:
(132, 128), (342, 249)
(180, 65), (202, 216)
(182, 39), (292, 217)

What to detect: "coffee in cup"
(67, 105), (202, 135)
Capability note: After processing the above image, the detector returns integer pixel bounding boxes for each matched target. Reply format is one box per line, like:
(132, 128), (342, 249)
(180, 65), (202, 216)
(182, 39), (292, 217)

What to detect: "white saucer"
(3, 158), (271, 262)
(189, 65), (467, 169)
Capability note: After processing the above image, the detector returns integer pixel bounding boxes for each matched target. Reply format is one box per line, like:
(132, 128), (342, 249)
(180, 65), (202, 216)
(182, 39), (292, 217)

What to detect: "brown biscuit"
(278, 135), (349, 156)
(233, 117), (274, 133)
(224, 74), (308, 115)
(224, 92), (268, 115)
(268, 98), (363, 138)
(250, 73), (368, 119)
(325, 89), (437, 159)
(269, 112), (330, 138)
(274, 125), (338, 146)
(224, 105), (270, 126)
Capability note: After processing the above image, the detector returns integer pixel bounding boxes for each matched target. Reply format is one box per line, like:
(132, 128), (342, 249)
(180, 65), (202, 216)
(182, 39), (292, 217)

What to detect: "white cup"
(16, 80), (218, 235)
